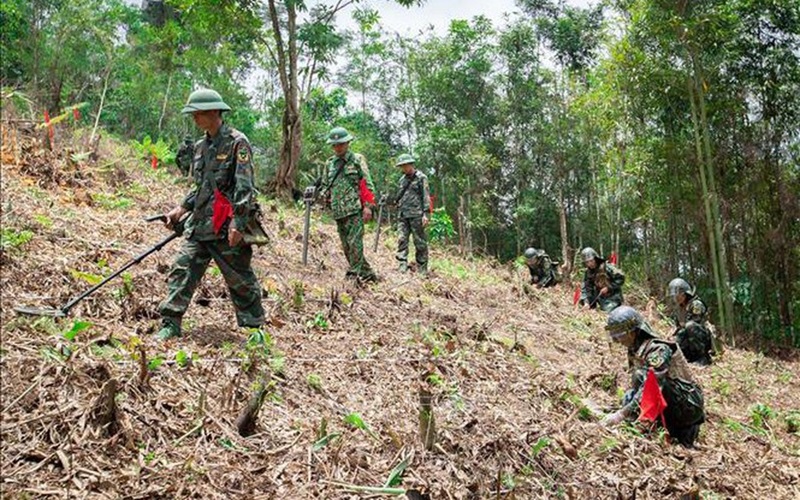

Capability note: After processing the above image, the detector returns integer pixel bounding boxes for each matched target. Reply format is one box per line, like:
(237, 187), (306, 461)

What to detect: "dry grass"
(1, 122), (799, 499)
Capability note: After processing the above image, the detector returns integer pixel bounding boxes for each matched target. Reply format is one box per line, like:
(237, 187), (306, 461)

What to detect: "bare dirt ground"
(1, 123), (799, 499)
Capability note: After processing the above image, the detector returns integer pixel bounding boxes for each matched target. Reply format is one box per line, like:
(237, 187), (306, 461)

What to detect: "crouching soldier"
(579, 247), (625, 312)
(601, 306), (706, 447)
(523, 248), (558, 288)
(668, 278), (714, 365)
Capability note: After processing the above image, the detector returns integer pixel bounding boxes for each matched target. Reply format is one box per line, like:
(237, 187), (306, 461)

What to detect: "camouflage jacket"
(396, 170), (431, 219)
(621, 337), (704, 426)
(673, 297), (708, 328)
(180, 124), (256, 241)
(581, 263), (625, 308)
(325, 151), (375, 220)
(527, 254), (557, 287)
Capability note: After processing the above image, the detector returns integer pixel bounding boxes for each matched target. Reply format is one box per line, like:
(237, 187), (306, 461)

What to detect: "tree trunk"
(558, 187), (571, 277)
(157, 72), (173, 132)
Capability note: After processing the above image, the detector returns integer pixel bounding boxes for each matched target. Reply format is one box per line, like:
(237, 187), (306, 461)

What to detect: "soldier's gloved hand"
(165, 206), (187, 230)
(601, 410), (625, 427)
(422, 215), (429, 227)
(600, 286), (610, 297)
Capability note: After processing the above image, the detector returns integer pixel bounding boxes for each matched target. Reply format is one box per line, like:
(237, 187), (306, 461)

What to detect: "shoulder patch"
(646, 350), (668, 369)
(690, 301), (704, 315)
(237, 146), (250, 163)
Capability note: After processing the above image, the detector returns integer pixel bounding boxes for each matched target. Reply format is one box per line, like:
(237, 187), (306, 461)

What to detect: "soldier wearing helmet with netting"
(579, 247), (625, 312)
(394, 153), (430, 276)
(601, 306), (706, 447)
(157, 89), (265, 340)
(321, 126), (378, 283)
(668, 278), (713, 365)
(523, 247), (558, 288)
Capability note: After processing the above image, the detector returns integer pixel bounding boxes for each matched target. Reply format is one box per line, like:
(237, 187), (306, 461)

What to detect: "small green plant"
(63, 320), (92, 342)
(148, 355), (165, 371)
(175, 350), (190, 368)
(343, 412), (379, 440)
(722, 417), (744, 433)
(429, 207), (455, 243)
(426, 372), (445, 386)
(750, 403), (775, 429)
(785, 410), (800, 434)
(33, 214), (53, 229)
(307, 373), (322, 391)
(130, 134), (175, 166)
(0, 228), (34, 251)
(292, 280), (305, 309)
(143, 451), (157, 465)
(530, 437), (550, 457)
(306, 312), (329, 330)
(269, 351), (286, 376)
(91, 192), (133, 210)
(599, 437), (619, 453)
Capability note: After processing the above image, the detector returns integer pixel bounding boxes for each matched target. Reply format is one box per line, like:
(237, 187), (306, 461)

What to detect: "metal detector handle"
(145, 214), (168, 223)
(60, 232), (180, 315)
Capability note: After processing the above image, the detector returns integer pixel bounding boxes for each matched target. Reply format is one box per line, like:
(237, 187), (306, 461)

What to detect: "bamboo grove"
(2, 0), (798, 345)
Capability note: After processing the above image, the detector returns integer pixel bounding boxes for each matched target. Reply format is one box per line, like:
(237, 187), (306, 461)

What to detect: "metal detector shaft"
(302, 200), (312, 266)
(58, 231), (180, 315)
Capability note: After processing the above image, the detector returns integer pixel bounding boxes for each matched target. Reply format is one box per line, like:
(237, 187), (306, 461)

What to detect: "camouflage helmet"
(524, 247), (538, 260)
(326, 126), (354, 145)
(668, 278), (693, 298)
(581, 247), (602, 264)
(605, 305), (656, 339)
(395, 153), (416, 167)
(181, 88), (231, 114)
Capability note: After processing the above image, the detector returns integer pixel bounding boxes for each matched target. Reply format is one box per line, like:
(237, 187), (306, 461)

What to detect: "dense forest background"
(2, 0), (798, 346)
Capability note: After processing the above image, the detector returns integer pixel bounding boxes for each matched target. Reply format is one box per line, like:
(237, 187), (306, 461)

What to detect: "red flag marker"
(609, 252), (618, 265)
(358, 178), (375, 205)
(638, 368), (667, 426)
(573, 285), (581, 306)
(429, 195), (435, 215)
(73, 108), (80, 121)
(151, 154), (158, 169)
(44, 110), (54, 145)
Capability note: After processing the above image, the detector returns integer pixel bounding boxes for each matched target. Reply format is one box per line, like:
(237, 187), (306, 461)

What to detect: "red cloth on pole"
(609, 252), (618, 265)
(573, 285), (581, 306)
(429, 195), (435, 214)
(151, 154), (158, 169)
(73, 108), (80, 121)
(359, 178), (375, 205)
(638, 368), (667, 424)
(212, 188), (234, 234)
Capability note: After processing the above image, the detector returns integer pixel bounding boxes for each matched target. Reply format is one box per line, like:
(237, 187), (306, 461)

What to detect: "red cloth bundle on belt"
(638, 368), (667, 426)
(212, 188), (234, 234)
(359, 178), (375, 205)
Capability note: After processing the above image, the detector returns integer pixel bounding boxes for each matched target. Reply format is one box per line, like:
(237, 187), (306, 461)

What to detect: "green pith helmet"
(605, 305), (656, 339)
(181, 88), (231, 114)
(524, 247), (537, 260)
(326, 126), (354, 145)
(395, 153), (416, 167)
(581, 247), (602, 264)
(668, 278), (694, 299)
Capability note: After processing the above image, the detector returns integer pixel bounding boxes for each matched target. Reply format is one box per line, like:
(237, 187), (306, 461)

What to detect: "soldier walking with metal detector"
(393, 154), (430, 276)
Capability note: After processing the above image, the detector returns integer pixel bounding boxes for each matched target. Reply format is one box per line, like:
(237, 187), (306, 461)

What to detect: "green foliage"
(306, 312), (329, 330)
(750, 403), (775, 430)
(91, 192), (134, 210)
(0, 228), (33, 252)
(306, 373), (322, 391)
(62, 320), (92, 342)
(429, 208), (456, 243)
(130, 135), (175, 166)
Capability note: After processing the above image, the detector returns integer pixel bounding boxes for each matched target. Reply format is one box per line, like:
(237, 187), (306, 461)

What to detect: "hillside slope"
(1, 125), (799, 499)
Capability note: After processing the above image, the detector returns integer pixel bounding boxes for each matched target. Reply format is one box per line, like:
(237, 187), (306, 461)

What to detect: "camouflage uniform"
(395, 170), (430, 273)
(159, 123), (264, 331)
(326, 150), (377, 281)
(580, 262), (625, 312)
(621, 337), (706, 446)
(673, 297), (713, 365)
(526, 251), (557, 288)
(175, 136), (194, 176)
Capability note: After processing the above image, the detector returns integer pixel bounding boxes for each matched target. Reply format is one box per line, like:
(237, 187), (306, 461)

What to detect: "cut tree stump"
(419, 385), (436, 451)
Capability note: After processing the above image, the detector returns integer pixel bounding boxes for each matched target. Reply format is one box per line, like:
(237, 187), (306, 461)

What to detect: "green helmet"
(326, 127), (354, 145)
(395, 153), (416, 167)
(181, 88), (231, 114)
(668, 278), (693, 299)
(581, 247), (602, 264)
(524, 247), (538, 260)
(605, 305), (656, 339)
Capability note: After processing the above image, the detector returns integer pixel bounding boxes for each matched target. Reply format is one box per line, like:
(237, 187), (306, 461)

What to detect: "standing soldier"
(579, 247), (625, 312)
(523, 247), (557, 288)
(175, 136), (195, 176)
(601, 306), (706, 447)
(322, 127), (378, 283)
(157, 89), (265, 340)
(668, 278), (714, 365)
(394, 154), (430, 275)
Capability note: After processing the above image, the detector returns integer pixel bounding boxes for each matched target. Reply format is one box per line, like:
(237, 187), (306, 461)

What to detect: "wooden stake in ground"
(418, 385), (436, 451)
(236, 377), (270, 437)
(90, 378), (118, 437)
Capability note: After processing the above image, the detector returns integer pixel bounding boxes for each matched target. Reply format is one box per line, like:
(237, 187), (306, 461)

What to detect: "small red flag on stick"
(609, 252), (618, 265)
(638, 368), (667, 426)
(44, 110), (54, 146)
(151, 154), (158, 169)
(573, 285), (581, 306)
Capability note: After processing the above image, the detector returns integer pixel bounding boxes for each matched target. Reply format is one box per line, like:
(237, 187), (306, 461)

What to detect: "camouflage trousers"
(159, 238), (264, 328)
(676, 321), (713, 365)
(396, 217), (428, 270)
(336, 214), (376, 280)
